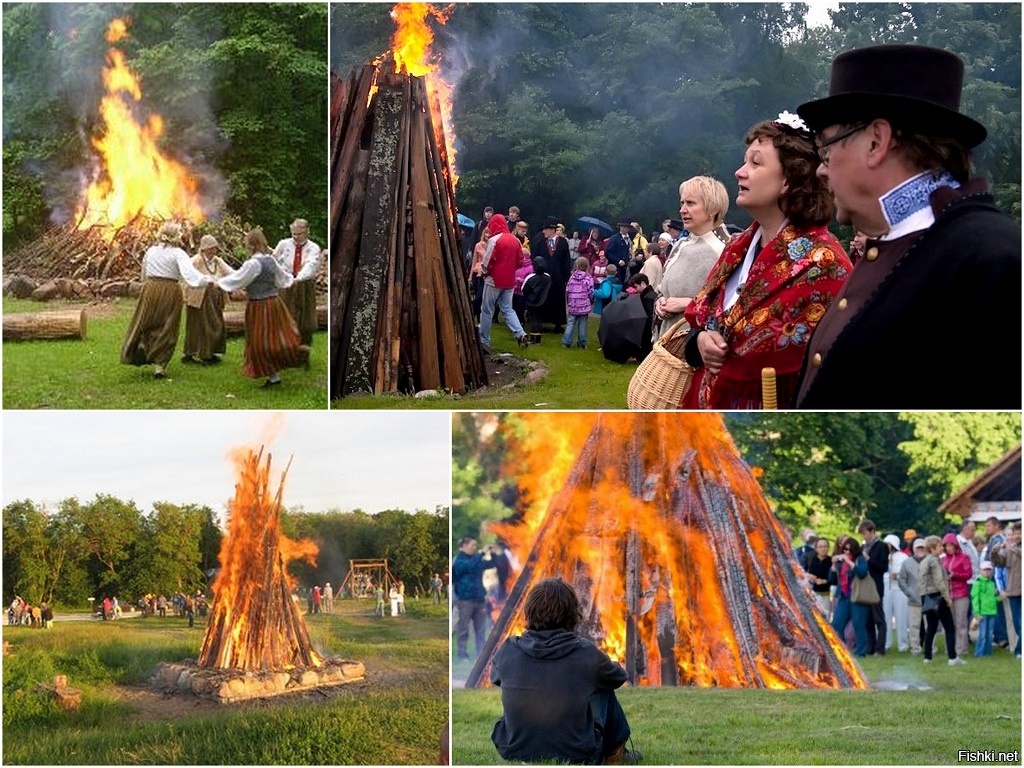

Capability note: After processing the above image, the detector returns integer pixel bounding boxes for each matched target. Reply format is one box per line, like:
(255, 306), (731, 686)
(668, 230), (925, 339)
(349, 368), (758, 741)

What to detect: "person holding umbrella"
(681, 113), (852, 409)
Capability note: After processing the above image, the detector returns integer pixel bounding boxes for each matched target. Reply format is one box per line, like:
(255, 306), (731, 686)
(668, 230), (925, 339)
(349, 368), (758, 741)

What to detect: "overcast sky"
(3, 411), (451, 520)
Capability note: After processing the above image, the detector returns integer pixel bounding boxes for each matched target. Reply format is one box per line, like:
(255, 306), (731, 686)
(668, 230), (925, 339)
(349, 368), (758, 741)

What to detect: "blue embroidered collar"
(880, 171), (960, 228)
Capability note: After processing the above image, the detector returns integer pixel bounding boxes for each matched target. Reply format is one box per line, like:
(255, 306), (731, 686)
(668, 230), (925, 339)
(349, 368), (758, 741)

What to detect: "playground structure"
(340, 558), (397, 599)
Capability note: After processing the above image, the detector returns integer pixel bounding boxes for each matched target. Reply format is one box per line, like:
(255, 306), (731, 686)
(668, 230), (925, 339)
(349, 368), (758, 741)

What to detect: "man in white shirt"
(273, 218), (321, 346)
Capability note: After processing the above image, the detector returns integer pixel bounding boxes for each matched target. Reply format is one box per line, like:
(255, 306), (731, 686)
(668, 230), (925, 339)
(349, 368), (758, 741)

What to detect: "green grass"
(2, 599), (449, 764)
(2, 297), (327, 409)
(333, 316), (638, 410)
(452, 643), (1022, 765)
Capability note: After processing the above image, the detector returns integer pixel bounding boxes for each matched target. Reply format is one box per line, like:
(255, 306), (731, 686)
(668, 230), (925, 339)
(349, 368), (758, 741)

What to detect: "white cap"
(981, 560), (993, 570)
(913, 538), (927, 549)
(883, 534), (901, 549)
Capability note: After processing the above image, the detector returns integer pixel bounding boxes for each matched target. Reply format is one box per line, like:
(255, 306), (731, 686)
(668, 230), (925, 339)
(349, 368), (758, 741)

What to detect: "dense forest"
(452, 412), (1022, 548)
(2, 3), (328, 248)
(2, 500), (450, 610)
(332, 2), (1021, 238)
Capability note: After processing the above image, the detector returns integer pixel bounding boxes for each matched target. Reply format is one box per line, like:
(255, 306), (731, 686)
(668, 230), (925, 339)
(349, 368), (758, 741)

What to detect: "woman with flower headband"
(680, 112), (852, 409)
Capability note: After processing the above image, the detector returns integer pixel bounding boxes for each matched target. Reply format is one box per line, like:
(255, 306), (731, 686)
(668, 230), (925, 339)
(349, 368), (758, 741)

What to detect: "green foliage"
(899, 412), (1023, 516)
(3, 3), (328, 246)
(329, 2), (1020, 228)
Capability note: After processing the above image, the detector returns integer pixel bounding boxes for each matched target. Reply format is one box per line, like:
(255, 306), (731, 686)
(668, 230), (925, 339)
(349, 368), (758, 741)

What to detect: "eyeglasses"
(816, 123), (869, 166)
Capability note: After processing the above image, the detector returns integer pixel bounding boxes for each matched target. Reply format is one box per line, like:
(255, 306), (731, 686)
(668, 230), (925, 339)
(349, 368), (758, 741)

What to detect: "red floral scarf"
(683, 222), (851, 409)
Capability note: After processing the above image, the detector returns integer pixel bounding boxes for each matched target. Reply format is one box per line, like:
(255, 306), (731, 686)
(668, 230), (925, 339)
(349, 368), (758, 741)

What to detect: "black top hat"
(797, 45), (986, 148)
(616, 220), (633, 229)
(666, 219), (686, 232)
(541, 215), (561, 229)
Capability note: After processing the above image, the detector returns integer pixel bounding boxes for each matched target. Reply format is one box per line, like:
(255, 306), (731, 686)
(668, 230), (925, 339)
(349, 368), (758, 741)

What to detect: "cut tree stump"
(3, 309), (86, 341)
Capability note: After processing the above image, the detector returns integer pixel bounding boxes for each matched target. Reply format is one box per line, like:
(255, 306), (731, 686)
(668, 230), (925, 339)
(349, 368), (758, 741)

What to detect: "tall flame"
(477, 413), (869, 691)
(390, 3), (458, 186)
(199, 445), (321, 671)
(77, 17), (204, 233)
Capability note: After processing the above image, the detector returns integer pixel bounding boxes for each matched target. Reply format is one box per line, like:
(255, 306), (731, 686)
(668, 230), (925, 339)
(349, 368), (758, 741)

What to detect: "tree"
(80, 494), (142, 596)
(126, 503), (207, 597)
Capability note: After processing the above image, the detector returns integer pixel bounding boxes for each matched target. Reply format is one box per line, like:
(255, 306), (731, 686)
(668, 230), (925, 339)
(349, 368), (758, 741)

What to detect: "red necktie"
(292, 241), (303, 276)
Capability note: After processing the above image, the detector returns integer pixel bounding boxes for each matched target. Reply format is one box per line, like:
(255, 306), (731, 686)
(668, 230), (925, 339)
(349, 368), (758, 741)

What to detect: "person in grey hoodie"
(897, 538), (928, 654)
(490, 577), (640, 765)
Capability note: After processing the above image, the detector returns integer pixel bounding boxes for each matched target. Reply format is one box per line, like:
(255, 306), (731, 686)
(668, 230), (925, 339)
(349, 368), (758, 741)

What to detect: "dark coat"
(452, 551), (487, 602)
(862, 537), (889, 596)
(603, 232), (632, 268)
(490, 629), (627, 764)
(796, 182), (1021, 408)
(532, 234), (571, 326)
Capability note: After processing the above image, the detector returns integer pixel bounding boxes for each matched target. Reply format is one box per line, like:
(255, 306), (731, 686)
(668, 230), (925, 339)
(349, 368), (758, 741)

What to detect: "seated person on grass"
(490, 577), (641, 765)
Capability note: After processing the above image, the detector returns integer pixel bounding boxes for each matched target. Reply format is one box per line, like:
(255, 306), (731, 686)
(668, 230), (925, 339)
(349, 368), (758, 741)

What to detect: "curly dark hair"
(523, 577), (582, 632)
(745, 120), (834, 228)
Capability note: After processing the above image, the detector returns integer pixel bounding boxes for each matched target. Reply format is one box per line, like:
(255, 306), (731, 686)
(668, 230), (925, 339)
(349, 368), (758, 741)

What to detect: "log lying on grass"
(3, 309), (87, 341)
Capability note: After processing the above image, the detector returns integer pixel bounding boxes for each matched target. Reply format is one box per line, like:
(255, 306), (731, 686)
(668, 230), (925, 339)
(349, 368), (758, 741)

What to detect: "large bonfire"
(466, 413), (869, 691)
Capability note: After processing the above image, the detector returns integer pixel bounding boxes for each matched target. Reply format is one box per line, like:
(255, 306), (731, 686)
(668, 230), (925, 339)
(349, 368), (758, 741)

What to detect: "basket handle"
(657, 316), (691, 346)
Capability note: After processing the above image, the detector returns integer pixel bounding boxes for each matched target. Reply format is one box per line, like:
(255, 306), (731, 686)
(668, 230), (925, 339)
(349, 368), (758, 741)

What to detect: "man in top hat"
(795, 44), (1020, 409)
(531, 215), (572, 332)
(665, 219), (687, 243)
(603, 220), (634, 271)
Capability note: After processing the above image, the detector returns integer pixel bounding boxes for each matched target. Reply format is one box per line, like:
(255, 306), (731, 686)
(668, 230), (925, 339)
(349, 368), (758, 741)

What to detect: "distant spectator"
(972, 561), (999, 656)
(921, 535), (963, 665)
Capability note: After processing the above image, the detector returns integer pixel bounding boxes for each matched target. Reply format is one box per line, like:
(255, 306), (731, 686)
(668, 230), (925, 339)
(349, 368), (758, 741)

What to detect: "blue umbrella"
(456, 212), (476, 229)
(575, 216), (613, 235)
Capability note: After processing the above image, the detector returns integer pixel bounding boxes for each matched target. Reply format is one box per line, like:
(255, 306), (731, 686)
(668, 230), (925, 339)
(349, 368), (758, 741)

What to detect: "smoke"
(5, 3), (228, 226)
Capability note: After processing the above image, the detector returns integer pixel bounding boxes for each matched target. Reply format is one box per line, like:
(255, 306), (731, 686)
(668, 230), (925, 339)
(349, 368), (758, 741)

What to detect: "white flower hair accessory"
(775, 110), (810, 134)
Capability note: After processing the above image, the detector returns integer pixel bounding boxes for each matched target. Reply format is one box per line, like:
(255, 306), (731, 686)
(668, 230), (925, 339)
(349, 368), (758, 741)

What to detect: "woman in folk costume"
(182, 234), (233, 364)
(682, 113), (852, 409)
(121, 221), (214, 379)
(217, 228), (309, 388)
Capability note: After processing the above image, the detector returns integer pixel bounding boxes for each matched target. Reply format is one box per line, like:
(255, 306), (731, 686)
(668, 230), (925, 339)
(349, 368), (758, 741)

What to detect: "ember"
(77, 17), (204, 235)
(198, 447), (321, 671)
(466, 413), (869, 690)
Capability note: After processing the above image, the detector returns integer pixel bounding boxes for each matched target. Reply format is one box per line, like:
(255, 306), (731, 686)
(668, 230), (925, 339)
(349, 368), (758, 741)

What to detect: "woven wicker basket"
(627, 317), (695, 409)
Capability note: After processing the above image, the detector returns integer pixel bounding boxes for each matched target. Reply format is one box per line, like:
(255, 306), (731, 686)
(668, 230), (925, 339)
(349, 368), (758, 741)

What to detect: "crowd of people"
(462, 44), (1020, 409)
(799, 517), (1021, 664)
(121, 219), (322, 388)
(7, 596), (53, 628)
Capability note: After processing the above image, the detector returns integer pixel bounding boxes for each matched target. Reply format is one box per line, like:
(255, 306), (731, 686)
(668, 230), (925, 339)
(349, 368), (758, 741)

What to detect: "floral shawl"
(682, 222), (851, 409)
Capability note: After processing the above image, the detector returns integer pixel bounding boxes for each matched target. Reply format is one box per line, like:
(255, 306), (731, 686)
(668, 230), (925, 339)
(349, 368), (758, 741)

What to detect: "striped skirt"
(184, 286), (227, 360)
(242, 296), (308, 378)
(121, 278), (182, 367)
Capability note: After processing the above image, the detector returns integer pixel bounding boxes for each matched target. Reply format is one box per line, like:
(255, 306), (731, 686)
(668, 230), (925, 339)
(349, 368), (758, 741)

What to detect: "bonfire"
(466, 413), (868, 691)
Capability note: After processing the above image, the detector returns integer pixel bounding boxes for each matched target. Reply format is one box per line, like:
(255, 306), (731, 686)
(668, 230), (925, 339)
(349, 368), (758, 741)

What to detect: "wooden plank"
(329, 64), (375, 242)
(408, 111), (441, 391)
(341, 83), (404, 395)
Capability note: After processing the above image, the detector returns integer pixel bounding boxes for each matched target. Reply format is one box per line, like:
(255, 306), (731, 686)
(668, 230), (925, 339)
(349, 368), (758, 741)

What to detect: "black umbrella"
(575, 216), (613, 235)
(598, 292), (650, 363)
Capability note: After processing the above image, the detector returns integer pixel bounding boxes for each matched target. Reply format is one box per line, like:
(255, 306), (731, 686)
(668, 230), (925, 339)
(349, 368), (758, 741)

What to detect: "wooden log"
(3, 309), (86, 341)
(317, 304), (327, 330)
(408, 110), (442, 391)
(342, 82), (404, 394)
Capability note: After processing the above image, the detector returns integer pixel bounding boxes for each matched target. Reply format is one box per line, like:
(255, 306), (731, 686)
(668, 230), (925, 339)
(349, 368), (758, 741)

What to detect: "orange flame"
(390, 3), (458, 186)
(484, 413), (869, 691)
(199, 445), (322, 671)
(77, 17), (204, 234)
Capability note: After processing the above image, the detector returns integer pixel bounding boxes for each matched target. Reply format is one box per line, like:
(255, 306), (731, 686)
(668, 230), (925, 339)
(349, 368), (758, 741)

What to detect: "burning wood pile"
(328, 59), (487, 398)
(466, 413), (868, 690)
(153, 445), (364, 703)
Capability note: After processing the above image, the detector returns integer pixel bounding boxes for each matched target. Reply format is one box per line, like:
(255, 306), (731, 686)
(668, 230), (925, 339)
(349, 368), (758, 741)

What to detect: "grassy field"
(2, 297), (327, 409)
(332, 316), (638, 410)
(452, 642), (1022, 765)
(2, 599), (449, 764)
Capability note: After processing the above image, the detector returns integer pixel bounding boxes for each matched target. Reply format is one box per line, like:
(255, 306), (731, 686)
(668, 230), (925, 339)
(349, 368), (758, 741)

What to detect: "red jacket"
(942, 534), (973, 599)
(484, 214), (523, 290)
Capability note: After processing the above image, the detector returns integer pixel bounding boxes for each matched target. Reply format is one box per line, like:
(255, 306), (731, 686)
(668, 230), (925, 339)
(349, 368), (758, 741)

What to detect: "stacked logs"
(329, 60), (487, 398)
(466, 413), (868, 690)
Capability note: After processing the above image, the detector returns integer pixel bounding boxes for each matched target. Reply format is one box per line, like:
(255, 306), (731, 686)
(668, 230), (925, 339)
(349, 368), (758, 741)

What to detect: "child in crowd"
(490, 577), (640, 765)
(972, 560), (999, 656)
(593, 263), (623, 316)
(563, 257), (595, 349)
(591, 251), (609, 286)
